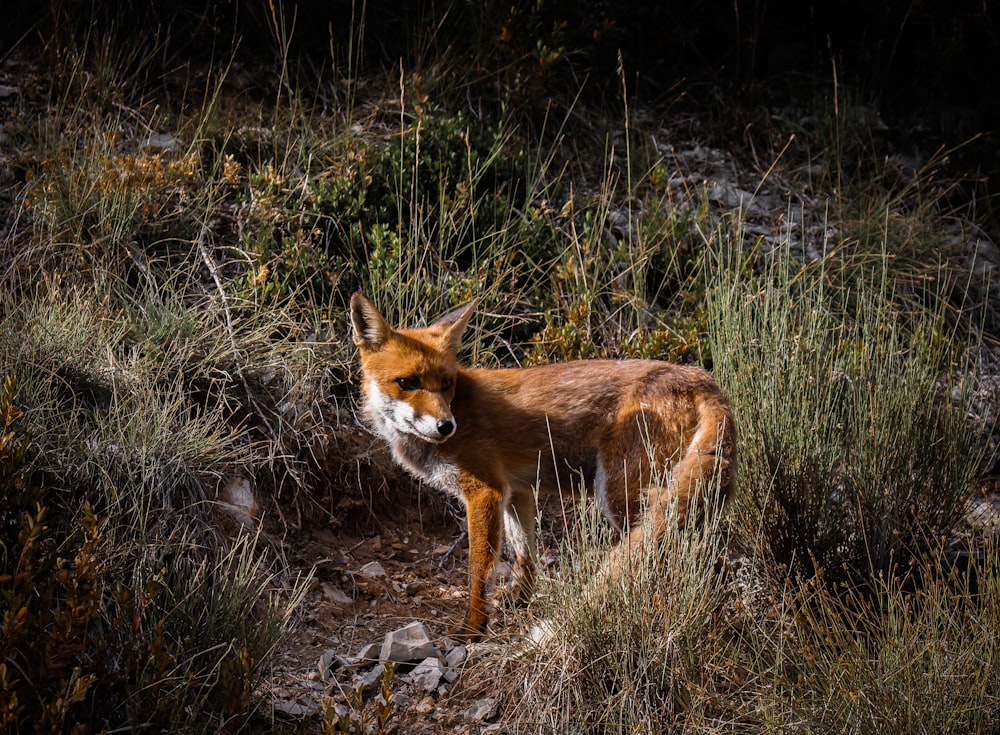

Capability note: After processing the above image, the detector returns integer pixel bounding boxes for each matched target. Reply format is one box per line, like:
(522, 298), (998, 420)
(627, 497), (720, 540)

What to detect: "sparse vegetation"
(1, 1), (997, 732)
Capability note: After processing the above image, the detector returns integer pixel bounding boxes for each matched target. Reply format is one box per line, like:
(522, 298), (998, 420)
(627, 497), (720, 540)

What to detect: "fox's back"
(454, 359), (724, 427)
(444, 359), (729, 487)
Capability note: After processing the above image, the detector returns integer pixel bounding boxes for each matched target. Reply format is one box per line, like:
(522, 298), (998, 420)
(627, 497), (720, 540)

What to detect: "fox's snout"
(403, 408), (455, 443)
(365, 378), (458, 444)
(404, 392), (457, 442)
(415, 410), (456, 442)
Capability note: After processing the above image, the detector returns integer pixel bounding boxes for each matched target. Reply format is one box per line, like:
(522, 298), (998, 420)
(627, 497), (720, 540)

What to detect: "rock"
(321, 583), (353, 605)
(707, 181), (763, 214)
(272, 697), (321, 718)
(527, 620), (557, 646)
(445, 644), (467, 667)
(443, 645), (467, 683)
(380, 621), (440, 663)
(414, 695), (436, 714)
(462, 697), (498, 723)
(145, 132), (178, 151)
(218, 475), (257, 529)
(406, 656), (447, 691)
(357, 561), (387, 579)
(318, 649), (354, 681)
(354, 642), (381, 663)
(353, 663), (385, 692)
(318, 650), (337, 681)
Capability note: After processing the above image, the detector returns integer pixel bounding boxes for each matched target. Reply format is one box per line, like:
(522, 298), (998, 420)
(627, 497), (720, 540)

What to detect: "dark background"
(4, 0), (998, 223)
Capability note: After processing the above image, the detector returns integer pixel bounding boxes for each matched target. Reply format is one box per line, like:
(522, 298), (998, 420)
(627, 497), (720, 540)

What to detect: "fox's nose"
(437, 419), (455, 438)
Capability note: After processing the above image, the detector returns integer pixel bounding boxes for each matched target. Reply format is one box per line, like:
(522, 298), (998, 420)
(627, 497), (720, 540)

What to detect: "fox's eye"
(395, 377), (419, 391)
(441, 377), (454, 391)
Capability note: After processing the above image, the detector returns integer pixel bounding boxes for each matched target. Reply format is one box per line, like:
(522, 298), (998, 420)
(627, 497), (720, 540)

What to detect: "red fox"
(350, 292), (737, 639)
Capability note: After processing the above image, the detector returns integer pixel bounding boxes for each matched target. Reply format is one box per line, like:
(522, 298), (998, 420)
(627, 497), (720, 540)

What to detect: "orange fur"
(350, 292), (737, 639)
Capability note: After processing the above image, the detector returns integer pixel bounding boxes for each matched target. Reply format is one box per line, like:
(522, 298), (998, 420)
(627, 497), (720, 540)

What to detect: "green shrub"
(748, 540), (1000, 734)
(0, 498), (299, 733)
(706, 244), (985, 587)
(0, 280), (310, 732)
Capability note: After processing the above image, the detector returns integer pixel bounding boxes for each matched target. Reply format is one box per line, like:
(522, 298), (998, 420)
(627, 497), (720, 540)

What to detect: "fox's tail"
(599, 399), (737, 585)
(667, 399), (738, 527)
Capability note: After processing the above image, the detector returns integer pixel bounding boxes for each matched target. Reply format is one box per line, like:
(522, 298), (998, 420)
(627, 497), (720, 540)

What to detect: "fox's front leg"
(456, 473), (503, 640)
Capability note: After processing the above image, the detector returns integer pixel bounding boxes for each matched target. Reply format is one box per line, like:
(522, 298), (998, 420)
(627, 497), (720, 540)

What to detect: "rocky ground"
(256, 412), (516, 733)
(256, 407), (1000, 734)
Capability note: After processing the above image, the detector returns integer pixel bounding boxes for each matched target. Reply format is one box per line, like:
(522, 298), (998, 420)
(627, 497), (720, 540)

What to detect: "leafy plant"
(322, 663), (398, 735)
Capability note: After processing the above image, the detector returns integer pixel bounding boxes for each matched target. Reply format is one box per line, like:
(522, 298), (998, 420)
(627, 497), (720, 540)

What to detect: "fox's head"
(350, 292), (476, 444)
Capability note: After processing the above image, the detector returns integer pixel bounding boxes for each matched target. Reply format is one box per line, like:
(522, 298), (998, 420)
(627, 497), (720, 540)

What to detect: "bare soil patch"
(260, 417), (500, 733)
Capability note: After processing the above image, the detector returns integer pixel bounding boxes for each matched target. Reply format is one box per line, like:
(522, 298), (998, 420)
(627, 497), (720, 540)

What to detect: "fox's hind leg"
(591, 414), (685, 585)
(503, 486), (537, 604)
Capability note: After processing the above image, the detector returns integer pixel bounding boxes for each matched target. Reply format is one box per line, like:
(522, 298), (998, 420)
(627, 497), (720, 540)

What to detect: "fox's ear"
(432, 298), (478, 353)
(350, 292), (392, 350)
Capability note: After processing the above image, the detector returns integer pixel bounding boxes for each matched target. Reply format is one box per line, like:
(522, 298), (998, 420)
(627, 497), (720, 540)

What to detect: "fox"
(349, 292), (737, 640)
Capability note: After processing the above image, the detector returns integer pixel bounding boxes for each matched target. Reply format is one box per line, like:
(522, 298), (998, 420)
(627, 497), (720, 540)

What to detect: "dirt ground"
(259, 415), (509, 733)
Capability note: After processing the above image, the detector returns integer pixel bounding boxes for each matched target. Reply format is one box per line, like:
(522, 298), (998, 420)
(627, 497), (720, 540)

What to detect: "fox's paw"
(448, 627), (484, 643)
(449, 613), (488, 643)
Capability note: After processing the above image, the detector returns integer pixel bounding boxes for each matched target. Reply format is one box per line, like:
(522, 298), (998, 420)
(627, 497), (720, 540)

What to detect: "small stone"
(218, 475), (257, 529)
(357, 561), (387, 579)
(414, 695), (436, 714)
(445, 644), (467, 666)
(354, 642), (380, 663)
(380, 621), (440, 663)
(353, 664), (384, 692)
(443, 644), (467, 683)
(528, 620), (557, 646)
(317, 649), (350, 681)
(462, 697), (498, 723)
(272, 697), (321, 717)
(145, 132), (178, 150)
(407, 656), (446, 691)
(321, 583), (353, 605)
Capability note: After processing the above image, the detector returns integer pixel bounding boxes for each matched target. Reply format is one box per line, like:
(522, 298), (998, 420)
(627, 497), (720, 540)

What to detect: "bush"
(706, 243), (985, 587)
(0, 282), (310, 732)
(748, 539), (1000, 734)
(0, 498), (298, 733)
